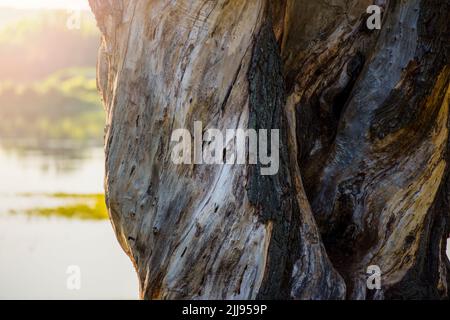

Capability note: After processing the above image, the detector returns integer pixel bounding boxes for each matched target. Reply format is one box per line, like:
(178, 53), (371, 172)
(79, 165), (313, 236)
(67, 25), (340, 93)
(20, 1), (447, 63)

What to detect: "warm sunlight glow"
(0, 0), (89, 10)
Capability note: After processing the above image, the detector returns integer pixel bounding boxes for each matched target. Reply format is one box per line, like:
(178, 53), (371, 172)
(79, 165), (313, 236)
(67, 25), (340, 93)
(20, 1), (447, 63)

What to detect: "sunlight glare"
(0, 0), (90, 10)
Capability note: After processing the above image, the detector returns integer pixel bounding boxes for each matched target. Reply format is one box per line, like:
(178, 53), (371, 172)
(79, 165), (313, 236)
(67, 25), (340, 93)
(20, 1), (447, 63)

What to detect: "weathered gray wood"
(90, 0), (450, 299)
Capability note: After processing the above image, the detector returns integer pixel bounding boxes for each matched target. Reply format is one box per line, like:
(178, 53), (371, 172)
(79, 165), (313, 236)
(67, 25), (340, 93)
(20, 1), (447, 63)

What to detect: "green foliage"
(0, 67), (104, 144)
(0, 9), (104, 145)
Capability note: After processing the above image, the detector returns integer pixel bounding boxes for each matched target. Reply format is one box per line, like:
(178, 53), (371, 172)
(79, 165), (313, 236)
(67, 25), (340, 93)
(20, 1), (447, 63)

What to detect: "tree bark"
(89, 0), (450, 299)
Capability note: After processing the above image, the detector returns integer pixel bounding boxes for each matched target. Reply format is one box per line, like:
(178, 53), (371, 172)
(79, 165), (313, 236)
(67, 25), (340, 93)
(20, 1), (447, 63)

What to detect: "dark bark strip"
(248, 20), (346, 300)
(247, 21), (299, 299)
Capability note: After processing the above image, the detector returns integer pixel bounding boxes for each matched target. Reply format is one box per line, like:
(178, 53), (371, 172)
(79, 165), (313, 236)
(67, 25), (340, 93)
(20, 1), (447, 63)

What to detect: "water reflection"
(0, 140), (104, 197)
(0, 138), (103, 174)
(0, 140), (138, 299)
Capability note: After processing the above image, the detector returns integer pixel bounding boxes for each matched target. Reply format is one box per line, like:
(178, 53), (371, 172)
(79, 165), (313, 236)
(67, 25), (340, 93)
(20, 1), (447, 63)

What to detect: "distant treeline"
(0, 68), (104, 143)
(0, 9), (99, 82)
(0, 9), (104, 145)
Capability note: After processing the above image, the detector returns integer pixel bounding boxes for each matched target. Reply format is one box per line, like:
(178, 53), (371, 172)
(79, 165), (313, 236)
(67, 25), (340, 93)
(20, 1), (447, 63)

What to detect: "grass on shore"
(13, 193), (109, 220)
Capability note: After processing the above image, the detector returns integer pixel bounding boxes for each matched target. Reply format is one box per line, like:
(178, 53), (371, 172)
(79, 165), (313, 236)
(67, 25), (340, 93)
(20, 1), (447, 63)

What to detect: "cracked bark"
(89, 0), (450, 299)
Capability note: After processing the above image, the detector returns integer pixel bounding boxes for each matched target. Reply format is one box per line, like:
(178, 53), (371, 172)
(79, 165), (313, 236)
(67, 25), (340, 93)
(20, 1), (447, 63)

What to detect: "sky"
(0, 0), (90, 10)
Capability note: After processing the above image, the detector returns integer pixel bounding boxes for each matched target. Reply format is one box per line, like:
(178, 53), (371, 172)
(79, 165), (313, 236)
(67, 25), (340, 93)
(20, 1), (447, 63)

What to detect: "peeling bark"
(89, 0), (450, 300)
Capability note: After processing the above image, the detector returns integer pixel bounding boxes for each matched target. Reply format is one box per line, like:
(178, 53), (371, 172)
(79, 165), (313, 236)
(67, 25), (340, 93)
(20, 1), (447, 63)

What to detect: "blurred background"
(0, 0), (138, 299)
(0, 0), (447, 301)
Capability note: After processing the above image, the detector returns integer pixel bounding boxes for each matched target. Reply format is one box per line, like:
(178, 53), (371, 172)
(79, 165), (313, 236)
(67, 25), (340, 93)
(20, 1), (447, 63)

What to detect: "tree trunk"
(89, 0), (450, 299)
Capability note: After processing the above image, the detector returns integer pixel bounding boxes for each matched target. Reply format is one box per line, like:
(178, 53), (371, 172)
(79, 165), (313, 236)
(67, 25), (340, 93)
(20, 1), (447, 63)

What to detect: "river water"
(0, 142), (138, 299)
